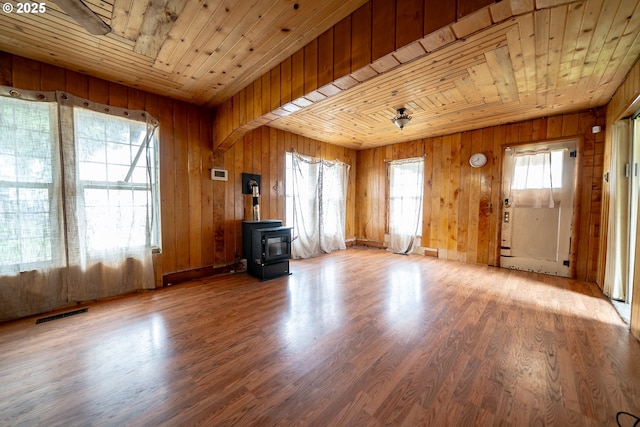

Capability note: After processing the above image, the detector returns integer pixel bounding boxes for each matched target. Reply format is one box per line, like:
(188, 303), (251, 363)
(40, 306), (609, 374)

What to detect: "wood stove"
(242, 220), (292, 280)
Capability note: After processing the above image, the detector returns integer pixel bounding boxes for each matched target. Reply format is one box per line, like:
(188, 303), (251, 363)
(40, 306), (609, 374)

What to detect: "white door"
(500, 140), (577, 277)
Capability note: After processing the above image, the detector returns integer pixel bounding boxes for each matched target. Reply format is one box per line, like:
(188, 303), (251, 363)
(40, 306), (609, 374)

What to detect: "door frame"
(498, 136), (583, 279)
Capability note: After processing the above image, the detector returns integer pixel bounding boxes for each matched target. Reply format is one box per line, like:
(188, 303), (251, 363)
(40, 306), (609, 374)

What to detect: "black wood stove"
(242, 220), (292, 280)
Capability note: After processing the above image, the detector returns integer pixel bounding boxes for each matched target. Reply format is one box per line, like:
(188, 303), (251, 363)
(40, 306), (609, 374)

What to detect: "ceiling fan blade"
(52, 0), (111, 35)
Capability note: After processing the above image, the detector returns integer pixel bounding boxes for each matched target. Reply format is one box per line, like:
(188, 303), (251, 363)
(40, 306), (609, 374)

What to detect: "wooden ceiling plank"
(191, 3), (360, 102)
(546, 5), (569, 106)
(0, 15), (155, 69)
(0, 22), (188, 89)
(555, 2), (584, 92)
(536, 0), (587, 7)
(578, 0), (619, 82)
(582, 0), (633, 92)
(184, 0), (327, 97)
(338, 30), (511, 104)
(419, 26), (456, 52)
(80, 0), (114, 21)
(272, 25), (512, 129)
(485, 46), (519, 103)
(466, 63), (502, 104)
(563, 0), (604, 106)
(454, 76), (484, 103)
(182, 0), (298, 86)
(534, 8), (551, 96)
(0, 34), (187, 99)
(174, 0), (284, 86)
(514, 14), (538, 103)
(389, 21), (515, 77)
(134, 0), (188, 58)
(592, 2), (640, 92)
(451, 8), (493, 38)
(505, 25), (532, 104)
(124, 0), (152, 41)
(201, 0), (368, 101)
(0, 7), (137, 54)
(196, 0), (369, 105)
(110, 0), (135, 37)
(153, 0), (221, 72)
(155, 0), (228, 73)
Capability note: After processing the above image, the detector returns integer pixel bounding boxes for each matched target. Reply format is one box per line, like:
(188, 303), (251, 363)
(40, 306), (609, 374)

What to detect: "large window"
(0, 88), (160, 321)
(75, 108), (160, 257)
(0, 92), (160, 271)
(0, 86), (160, 304)
(387, 158), (424, 254)
(0, 95), (61, 271)
(285, 152), (350, 259)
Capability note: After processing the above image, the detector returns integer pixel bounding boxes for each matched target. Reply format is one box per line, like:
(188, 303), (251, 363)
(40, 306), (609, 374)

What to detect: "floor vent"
(36, 308), (88, 324)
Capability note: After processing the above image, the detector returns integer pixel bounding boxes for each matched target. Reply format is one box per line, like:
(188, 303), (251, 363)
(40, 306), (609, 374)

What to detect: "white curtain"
(291, 152), (350, 259)
(388, 157), (424, 254)
(509, 150), (555, 208)
(604, 120), (631, 301)
(0, 86), (159, 321)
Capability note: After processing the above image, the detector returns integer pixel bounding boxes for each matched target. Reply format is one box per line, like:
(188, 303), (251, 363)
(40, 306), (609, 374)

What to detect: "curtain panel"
(604, 120), (632, 301)
(0, 86), (159, 321)
(508, 150), (555, 208)
(291, 152), (350, 259)
(388, 157), (424, 254)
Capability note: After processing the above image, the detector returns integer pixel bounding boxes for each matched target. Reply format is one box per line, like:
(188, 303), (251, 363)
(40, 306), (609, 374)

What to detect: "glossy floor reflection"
(0, 247), (639, 426)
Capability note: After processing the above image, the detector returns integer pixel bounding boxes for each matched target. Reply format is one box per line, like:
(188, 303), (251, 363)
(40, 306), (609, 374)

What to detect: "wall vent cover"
(36, 308), (88, 324)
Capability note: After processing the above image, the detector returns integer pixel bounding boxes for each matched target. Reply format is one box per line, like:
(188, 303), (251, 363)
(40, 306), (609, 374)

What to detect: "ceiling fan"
(52, 0), (111, 35)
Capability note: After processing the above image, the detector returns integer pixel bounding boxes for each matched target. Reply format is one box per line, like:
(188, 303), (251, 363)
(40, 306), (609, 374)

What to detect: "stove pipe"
(250, 180), (260, 221)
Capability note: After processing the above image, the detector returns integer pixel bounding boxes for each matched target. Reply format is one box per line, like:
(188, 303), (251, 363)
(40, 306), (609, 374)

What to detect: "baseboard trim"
(163, 262), (238, 286)
(355, 239), (386, 249)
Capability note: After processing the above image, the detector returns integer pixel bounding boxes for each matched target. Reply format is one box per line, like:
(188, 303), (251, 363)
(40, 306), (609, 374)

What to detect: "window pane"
(551, 150), (563, 188)
(0, 96), (57, 270)
(389, 161), (424, 236)
(74, 108), (160, 253)
(513, 150), (564, 190)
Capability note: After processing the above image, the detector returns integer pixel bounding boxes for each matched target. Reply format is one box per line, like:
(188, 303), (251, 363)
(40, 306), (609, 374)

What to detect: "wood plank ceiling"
(0, 0), (368, 104)
(270, 0), (640, 148)
(0, 0), (639, 149)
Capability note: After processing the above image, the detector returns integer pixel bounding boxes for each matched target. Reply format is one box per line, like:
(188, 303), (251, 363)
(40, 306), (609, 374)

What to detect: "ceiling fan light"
(391, 108), (412, 130)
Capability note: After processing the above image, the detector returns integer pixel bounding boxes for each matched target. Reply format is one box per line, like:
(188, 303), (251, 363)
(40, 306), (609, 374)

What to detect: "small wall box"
(211, 168), (228, 181)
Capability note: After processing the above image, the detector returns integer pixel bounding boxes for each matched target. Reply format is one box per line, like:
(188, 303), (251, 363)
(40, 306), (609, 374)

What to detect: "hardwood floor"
(1, 247), (639, 426)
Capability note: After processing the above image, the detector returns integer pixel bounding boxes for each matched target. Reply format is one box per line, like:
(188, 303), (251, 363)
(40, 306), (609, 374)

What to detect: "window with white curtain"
(75, 108), (160, 257)
(0, 95), (62, 272)
(512, 150), (563, 190)
(285, 152), (350, 259)
(508, 149), (557, 208)
(388, 158), (424, 254)
(0, 87), (160, 322)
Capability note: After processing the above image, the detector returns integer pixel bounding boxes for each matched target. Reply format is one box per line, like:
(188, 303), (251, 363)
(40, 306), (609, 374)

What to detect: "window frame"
(73, 107), (161, 256)
(0, 95), (62, 272)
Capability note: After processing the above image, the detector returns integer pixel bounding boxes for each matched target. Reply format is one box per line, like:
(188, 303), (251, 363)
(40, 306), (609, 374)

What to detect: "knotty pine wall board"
(0, 50), (613, 296)
(354, 109), (605, 283)
(225, 128), (358, 245)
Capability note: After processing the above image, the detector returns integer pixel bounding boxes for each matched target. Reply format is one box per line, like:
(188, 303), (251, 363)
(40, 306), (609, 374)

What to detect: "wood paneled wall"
(214, 0), (499, 149)
(0, 52), (216, 280)
(0, 52), (356, 282)
(220, 128), (357, 263)
(355, 110), (606, 282)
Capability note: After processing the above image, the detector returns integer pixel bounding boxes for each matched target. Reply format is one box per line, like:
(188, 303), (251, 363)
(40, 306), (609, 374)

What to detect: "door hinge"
(563, 260), (570, 267)
(570, 150), (577, 158)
